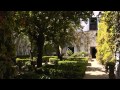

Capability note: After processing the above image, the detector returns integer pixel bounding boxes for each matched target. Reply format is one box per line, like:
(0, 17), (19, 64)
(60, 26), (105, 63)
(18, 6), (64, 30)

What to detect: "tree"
(46, 11), (93, 60)
(0, 11), (17, 78)
(96, 11), (120, 64)
(0, 11), (16, 62)
(14, 11), (93, 67)
(96, 11), (120, 79)
(48, 23), (78, 60)
(96, 11), (116, 64)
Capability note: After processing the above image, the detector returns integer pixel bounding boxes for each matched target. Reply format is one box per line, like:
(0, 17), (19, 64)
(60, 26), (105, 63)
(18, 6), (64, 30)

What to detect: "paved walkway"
(84, 59), (109, 79)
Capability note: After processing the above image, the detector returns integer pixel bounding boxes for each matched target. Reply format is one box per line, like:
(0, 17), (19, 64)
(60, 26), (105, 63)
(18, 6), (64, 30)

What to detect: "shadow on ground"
(86, 67), (105, 72)
(84, 73), (109, 79)
(87, 63), (91, 66)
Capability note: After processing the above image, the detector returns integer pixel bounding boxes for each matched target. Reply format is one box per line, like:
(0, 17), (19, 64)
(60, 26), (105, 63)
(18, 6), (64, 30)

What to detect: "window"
(89, 17), (98, 30)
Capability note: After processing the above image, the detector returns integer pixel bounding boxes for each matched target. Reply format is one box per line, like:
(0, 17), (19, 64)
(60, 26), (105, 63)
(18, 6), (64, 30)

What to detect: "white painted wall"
(55, 11), (100, 55)
(80, 11), (100, 32)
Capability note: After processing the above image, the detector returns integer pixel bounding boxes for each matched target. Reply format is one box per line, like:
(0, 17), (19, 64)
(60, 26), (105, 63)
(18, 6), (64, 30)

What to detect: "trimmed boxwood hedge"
(49, 58), (60, 65)
(16, 58), (88, 79)
(42, 56), (58, 63)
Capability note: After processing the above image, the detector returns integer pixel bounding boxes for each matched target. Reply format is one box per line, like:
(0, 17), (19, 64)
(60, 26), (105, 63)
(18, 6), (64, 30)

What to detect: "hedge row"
(16, 57), (88, 79)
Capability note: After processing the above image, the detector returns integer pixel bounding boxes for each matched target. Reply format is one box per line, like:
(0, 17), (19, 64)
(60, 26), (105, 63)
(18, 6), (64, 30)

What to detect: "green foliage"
(96, 11), (116, 65)
(0, 12), (16, 58)
(103, 52), (113, 64)
(14, 11), (93, 67)
(58, 61), (78, 64)
(16, 56), (58, 64)
(0, 61), (17, 79)
(43, 41), (56, 56)
(66, 49), (73, 56)
(0, 12), (17, 79)
(16, 72), (50, 79)
(44, 61), (88, 79)
(80, 52), (88, 57)
(16, 57), (36, 62)
(25, 61), (31, 66)
(67, 57), (88, 62)
(42, 56), (50, 63)
(16, 58), (88, 79)
(70, 52), (88, 57)
(16, 58), (31, 62)
(49, 58), (60, 65)
(42, 56), (58, 63)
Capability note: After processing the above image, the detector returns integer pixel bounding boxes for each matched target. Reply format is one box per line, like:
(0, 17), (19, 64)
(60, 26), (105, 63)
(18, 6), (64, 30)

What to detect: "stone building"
(15, 34), (31, 56)
(63, 17), (98, 58)
(15, 17), (98, 58)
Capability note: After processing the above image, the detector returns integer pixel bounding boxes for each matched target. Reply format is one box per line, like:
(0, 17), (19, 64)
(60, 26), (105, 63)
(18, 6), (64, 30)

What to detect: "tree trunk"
(30, 40), (33, 60)
(36, 34), (45, 68)
(109, 64), (115, 79)
(56, 45), (63, 60)
(106, 62), (115, 79)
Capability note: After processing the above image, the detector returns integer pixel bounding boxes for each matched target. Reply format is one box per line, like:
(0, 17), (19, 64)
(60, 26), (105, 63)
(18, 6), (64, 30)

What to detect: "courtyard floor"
(83, 59), (109, 79)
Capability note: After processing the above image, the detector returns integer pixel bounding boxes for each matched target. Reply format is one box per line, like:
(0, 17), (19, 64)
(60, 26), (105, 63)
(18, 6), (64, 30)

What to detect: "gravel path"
(84, 59), (109, 79)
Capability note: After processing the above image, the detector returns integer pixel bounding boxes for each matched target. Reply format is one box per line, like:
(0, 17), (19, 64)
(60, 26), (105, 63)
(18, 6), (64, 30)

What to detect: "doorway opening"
(90, 47), (97, 58)
(68, 47), (74, 53)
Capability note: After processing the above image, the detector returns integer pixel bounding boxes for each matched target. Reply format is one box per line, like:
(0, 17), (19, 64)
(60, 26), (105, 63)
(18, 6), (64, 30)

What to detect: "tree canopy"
(96, 11), (119, 64)
(13, 11), (93, 67)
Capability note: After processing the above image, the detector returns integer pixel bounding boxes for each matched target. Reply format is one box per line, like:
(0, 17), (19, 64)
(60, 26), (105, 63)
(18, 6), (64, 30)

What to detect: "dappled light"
(84, 59), (109, 79)
(0, 11), (119, 79)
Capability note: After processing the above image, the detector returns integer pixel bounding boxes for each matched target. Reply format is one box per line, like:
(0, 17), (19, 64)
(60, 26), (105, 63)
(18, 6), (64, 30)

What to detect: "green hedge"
(16, 56), (58, 67)
(16, 57), (36, 62)
(16, 59), (88, 79)
(67, 57), (88, 62)
(49, 58), (60, 65)
(71, 52), (88, 57)
(58, 61), (78, 64)
(43, 60), (88, 79)
(16, 56), (58, 63)
(0, 61), (18, 79)
(42, 56), (58, 63)
(15, 72), (50, 79)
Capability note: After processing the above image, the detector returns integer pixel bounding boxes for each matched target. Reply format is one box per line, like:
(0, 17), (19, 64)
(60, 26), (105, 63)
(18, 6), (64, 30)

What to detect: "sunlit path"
(84, 59), (109, 79)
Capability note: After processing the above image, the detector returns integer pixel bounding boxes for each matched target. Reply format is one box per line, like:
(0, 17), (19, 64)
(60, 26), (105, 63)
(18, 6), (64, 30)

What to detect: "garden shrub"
(16, 71), (51, 79)
(49, 58), (60, 65)
(67, 57), (88, 63)
(31, 61), (37, 67)
(0, 61), (18, 79)
(80, 52), (88, 57)
(58, 61), (78, 64)
(66, 49), (73, 56)
(43, 60), (88, 79)
(17, 61), (24, 70)
(103, 52), (113, 65)
(42, 56), (50, 63)
(70, 52), (88, 58)
(16, 58), (31, 64)
(42, 56), (58, 63)
(16, 57), (36, 62)
(105, 57), (116, 79)
(16, 57), (88, 79)
(25, 61), (31, 66)
(62, 56), (69, 59)
(16, 57), (37, 68)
